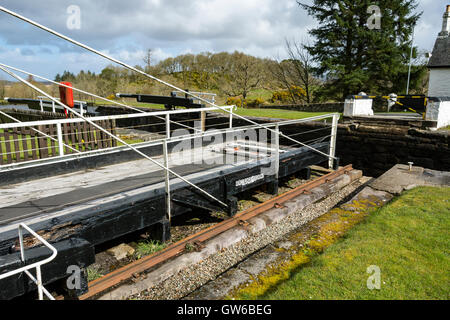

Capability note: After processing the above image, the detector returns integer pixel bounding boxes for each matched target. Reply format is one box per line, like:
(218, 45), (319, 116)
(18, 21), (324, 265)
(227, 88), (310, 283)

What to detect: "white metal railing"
(37, 96), (87, 116)
(0, 223), (57, 300)
(0, 106), (235, 130)
(0, 112), (338, 171)
(0, 109), (340, 175)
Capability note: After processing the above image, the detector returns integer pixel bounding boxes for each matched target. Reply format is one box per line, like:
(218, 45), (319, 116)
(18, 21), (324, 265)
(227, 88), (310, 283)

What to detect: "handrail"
(0, 113), (338, 172)
(0, 105), (236, 130)
(0, 223), (57, 300)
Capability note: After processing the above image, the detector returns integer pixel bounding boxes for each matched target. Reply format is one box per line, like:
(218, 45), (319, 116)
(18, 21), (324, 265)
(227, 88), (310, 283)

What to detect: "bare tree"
(271, 39), (319, 104)
(143, 49), (153, 72)
(219, 51), (264, 104)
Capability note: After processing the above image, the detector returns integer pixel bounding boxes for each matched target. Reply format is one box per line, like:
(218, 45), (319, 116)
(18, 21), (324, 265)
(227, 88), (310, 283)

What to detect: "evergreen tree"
(298, 0), (424, 99)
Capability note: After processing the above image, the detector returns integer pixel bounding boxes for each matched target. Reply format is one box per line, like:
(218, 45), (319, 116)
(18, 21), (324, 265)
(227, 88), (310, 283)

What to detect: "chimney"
(439, 5), (450, 36)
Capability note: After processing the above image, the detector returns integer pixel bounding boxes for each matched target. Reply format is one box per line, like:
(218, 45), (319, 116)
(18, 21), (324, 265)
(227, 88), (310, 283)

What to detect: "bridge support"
(152, 219), (171, 243)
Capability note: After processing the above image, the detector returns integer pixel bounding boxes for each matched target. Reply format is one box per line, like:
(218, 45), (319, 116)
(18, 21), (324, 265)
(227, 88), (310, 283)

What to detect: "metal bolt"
(408, 162), (414, 171)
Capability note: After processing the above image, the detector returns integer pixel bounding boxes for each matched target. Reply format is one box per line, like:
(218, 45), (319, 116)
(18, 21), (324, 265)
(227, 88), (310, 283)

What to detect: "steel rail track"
(79, 164), (353, 300)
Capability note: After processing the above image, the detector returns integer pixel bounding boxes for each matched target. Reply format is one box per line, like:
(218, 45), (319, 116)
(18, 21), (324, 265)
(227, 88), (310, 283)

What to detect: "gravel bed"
(86, 175), (313, 280)
(131, 176), (369, 300)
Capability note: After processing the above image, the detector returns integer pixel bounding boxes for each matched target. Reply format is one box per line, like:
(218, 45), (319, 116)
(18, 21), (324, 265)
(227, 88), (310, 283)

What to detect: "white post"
(274, 123), (280, 179)
(329, 114), (339, 169)
(51, 101), (56, 113)
(80, 103), (84, 117)
(36, 266), (43, 300)
(166, 114), (170, 138)
(229, 106), (234, 129)
(39, 99), (43, 112)
(57, 123), (64, 156)
(163, 140), (171, 222)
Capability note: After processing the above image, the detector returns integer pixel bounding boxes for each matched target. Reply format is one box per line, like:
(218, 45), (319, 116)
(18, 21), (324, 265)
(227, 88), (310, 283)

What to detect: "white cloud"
(0, 0), (446, 79)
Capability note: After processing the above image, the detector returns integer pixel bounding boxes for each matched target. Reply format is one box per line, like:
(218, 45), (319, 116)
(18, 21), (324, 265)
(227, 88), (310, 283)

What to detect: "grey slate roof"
(428, 36), (450, 68)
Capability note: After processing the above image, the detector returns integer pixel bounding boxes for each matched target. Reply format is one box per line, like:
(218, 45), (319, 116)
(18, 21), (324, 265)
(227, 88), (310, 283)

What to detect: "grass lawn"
(92, 99), (166, 109)
(253, 186), (450, 300)
(230, 108), (334, 120)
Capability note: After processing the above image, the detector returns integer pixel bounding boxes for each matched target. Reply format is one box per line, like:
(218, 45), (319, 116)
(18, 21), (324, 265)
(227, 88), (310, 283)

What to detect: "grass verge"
(226, 108), (333, 120)
(234, 186), (449, 300)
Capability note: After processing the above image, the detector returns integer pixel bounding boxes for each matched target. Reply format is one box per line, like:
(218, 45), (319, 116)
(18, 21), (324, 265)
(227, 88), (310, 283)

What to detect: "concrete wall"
(334, 124), (449, 177)
(428, 69), (450, 97)
(425, 98), (450, 129)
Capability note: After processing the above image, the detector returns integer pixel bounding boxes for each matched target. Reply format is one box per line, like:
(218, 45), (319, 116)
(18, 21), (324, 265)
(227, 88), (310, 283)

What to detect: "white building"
(427, 5), (450, 97)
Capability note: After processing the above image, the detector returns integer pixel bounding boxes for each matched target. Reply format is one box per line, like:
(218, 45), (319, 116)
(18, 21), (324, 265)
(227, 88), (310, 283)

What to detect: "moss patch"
(230, 196), (380, 300)
(232, 186), (449, 300)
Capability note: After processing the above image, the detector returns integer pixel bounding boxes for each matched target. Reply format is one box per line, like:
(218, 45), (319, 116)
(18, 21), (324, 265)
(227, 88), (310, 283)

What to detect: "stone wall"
(335, 124), (449, 177)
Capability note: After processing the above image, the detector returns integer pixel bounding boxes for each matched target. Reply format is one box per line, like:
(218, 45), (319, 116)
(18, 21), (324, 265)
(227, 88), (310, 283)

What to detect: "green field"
(231, 108), (333, 120)
(239, 186), (450, 300)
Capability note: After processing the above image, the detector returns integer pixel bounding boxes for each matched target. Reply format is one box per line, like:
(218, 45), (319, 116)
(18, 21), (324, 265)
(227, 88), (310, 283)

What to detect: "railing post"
(18, 224), (25, 262)
(274, 123), (280, 179)
(329, 114), (339, 169)
(166, 114), (170, 139)
(56, 123), (64, 156)
(80, 103), (84, 117)
(36, 266), (43, 300)
(39, 99), (43, 112)
(163, 140), (171, 222)
(51, 101), (56, 113)
(229, 106), (234, 129)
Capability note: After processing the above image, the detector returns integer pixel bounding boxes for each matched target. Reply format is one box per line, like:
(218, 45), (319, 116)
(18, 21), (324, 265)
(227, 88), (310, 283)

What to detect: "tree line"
(2, 0), (428, 106)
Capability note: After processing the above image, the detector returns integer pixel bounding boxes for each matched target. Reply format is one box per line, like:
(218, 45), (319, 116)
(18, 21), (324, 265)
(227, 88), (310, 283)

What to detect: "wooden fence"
(0, 119), (117, 165)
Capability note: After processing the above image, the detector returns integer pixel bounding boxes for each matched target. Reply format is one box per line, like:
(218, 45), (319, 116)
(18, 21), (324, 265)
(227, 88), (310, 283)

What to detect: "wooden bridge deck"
(0, 140), (284, 232)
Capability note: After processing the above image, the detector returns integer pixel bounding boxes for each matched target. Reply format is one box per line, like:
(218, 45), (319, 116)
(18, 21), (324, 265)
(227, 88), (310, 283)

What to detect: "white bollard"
(343, 94), (374, 117)
(425, 98), (450, 129)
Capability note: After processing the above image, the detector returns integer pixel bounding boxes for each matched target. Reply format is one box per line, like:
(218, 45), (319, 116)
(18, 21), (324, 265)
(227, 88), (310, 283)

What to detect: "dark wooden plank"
(110, 120), (117, 147)
(30, 127), (38, 160)
(76, 122), (83, 151)
(4, 130), (12, 164)
(12, 129), (21, 163)
(89, 122), (95, 151)
(82, 122), (90, 151)
(63, 123), (72, 154)
(49, 124), (57, 157)
(95, 121), (103, 149)
(37, 125), (49, 159)
(104, 120), (111, 148)
(21, 128), (30, 162)
(0, 130), (5, 165)
(70, 123), (78, 153)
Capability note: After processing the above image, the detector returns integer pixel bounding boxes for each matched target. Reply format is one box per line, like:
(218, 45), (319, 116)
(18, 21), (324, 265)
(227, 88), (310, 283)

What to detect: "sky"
(0, 0), (447, 81)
